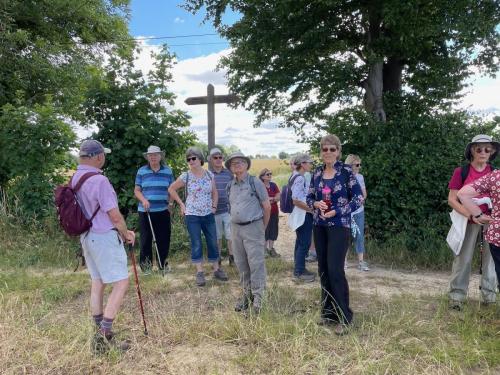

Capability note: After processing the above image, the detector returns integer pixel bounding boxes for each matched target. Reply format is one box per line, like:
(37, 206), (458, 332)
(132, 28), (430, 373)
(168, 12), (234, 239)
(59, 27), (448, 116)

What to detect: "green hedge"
(323, 94), (499, 266)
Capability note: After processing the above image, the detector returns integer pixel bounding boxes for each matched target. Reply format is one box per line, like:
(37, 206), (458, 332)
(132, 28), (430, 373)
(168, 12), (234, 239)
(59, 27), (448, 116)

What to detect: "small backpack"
(280, 174), (301, 214)
(54, 172), (100, 236)
(460, 163), (496, 185)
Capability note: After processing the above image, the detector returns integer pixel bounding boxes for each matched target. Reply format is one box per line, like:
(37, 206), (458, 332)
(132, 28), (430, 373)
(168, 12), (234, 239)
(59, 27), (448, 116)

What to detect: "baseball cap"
(79, 139), (111, 157)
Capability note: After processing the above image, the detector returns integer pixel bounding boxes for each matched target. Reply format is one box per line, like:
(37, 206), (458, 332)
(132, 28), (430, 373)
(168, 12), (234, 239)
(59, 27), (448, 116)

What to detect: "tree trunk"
(383, 57), (403, 92)
(363, 62), (386, 122)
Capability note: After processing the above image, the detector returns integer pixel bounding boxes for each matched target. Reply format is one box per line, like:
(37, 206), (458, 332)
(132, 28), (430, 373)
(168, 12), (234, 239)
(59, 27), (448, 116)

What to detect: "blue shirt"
(212, 168), (233, 215)
(135, 164), (174, 212)
(306, 162), (363, 228)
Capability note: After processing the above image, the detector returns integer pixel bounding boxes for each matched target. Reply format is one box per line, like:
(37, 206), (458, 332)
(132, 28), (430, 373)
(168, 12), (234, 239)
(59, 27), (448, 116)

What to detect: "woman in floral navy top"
(306, 134), (363, 335)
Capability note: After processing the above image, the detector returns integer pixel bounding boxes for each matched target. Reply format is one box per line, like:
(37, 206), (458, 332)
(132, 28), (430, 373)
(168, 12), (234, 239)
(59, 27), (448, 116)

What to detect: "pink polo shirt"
(72, 165), (118, 233)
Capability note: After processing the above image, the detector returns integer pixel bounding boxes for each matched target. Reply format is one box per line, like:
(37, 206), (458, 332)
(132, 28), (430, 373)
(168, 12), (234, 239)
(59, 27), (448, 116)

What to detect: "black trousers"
(487, 243), (500, 290)
(314, 225), (353, 325)
(139, 210), (171, 270)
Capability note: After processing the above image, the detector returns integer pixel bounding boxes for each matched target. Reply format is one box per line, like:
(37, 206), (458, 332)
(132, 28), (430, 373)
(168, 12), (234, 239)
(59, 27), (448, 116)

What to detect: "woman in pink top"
(447, 134), (499, 310)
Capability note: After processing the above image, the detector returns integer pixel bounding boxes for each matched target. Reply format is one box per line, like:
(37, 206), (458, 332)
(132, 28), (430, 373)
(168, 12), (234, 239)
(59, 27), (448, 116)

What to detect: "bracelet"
(474, 212), (483, 219)
(212, 206), (217, 209)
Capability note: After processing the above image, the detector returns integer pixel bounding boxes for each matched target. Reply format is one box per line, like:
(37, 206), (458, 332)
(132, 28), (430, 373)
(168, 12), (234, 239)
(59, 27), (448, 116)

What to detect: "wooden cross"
(184, 84), (237, 150)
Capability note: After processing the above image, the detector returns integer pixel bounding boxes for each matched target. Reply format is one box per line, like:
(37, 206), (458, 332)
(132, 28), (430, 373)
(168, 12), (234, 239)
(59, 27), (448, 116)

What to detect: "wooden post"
(185, 84), (237, 151)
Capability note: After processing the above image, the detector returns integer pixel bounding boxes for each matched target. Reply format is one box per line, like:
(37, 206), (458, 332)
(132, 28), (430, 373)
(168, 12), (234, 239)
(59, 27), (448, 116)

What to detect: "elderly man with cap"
(74, 139), (135, 353)
(208, 147), (235, 266)
(447, 134), (499, 310)
(134, 145), (175, 274)
(226, 152), (271, 314)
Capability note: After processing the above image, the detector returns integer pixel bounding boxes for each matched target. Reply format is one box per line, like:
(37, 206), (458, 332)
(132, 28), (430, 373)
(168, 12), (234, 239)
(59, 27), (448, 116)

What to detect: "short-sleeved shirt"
(352, 173), (366, 215)
(306, 162), (363, 228)
(72, 164), (118, 233)
(291, 171), (307, 203)
(472, 170), (500, 246)
(228, 174), (269, 224)
(265, 181), (280, 215)
(448, 164), (492, 214)
(135, 164), (174, 212)
(180, 170), (214, 216)
(212, 168), (233, 215)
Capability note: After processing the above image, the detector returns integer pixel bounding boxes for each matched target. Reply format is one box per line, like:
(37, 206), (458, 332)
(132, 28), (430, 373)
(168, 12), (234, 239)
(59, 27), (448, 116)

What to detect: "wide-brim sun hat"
(143, 145), (165, 159)
(225, 152), (251, 170)
(464, 134), (500, 161)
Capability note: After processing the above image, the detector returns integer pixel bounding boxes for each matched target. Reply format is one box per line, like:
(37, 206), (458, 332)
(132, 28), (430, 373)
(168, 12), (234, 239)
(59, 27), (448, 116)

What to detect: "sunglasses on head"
(474, 147), (492, 154)
(186, 156), (197, 162)
(322, 146), (338, 153)
(212, 155), (223, 160)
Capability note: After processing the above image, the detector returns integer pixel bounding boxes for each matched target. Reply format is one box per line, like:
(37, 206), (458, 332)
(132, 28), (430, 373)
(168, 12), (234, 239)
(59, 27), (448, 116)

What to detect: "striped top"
(135, 164), (174, 212)
(212, 168), (233, 215)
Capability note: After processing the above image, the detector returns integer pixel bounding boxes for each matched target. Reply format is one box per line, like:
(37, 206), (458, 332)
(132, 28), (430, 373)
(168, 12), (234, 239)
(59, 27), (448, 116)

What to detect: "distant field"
(249, 158), (291, 187)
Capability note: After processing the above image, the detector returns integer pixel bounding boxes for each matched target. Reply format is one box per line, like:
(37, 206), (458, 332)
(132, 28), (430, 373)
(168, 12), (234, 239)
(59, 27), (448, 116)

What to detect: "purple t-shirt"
(72, 165), (119, 233)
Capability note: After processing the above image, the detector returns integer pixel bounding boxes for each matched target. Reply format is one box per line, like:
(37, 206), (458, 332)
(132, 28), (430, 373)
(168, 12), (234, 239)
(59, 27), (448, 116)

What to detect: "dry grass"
(1, 209), (500, 374)
(249, 159), (292, 187)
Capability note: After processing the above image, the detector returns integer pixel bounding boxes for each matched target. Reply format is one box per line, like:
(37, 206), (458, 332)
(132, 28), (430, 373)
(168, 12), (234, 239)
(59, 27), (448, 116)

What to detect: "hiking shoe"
(228, 254), (235, 266)
(305, 253), (317, 262)
(213, 268), (229, 281)
(91, 331), (130, 355)
(358, 261), (370, 271)
(449, 300), (463, 311)
(268, 248), (281, 258)
(334, 324), (349, 336)
(196, 272), (206, 287)
(235, 295), (253, 312)
(293, 269), (316, 283)
(264, 248), (271, 258)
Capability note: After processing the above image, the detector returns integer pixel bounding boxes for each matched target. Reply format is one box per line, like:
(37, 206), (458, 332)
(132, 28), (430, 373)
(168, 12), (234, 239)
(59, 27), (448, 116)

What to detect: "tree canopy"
(185, 0), (500, 126)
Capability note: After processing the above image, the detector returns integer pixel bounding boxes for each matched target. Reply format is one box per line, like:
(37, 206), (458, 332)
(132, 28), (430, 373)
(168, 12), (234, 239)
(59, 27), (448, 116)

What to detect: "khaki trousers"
(449, 223), (497, 303)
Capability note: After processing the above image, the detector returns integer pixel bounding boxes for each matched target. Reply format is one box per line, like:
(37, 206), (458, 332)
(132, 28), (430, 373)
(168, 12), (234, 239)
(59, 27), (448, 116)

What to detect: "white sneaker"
(358, 261), (370, 271)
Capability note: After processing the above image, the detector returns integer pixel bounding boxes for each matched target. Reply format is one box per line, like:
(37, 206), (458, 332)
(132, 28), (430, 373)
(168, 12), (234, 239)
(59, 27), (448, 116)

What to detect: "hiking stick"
(479, 225), (484, 277)
(146, 211), (163, 272)
(128, 244), (148, 336)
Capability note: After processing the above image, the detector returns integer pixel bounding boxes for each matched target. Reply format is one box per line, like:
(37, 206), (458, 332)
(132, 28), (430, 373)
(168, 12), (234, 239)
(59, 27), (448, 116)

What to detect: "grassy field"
(249, 158), (292, 187)
(1, 212), (500, 374)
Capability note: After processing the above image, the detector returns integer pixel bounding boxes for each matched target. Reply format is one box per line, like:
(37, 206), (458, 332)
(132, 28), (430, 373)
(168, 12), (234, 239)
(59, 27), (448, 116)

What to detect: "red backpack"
(54, 172), (100, 236)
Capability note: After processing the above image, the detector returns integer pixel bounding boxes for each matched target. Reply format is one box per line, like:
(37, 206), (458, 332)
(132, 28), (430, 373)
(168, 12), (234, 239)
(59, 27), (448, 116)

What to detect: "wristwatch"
(473, 212), (483, 219)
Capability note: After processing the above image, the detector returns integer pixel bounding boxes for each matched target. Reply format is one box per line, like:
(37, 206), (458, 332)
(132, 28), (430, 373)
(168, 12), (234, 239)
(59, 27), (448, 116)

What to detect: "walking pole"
(128, 244), (148, 336)
(479, 225), (484, 277)
(146, 211), (163, 273)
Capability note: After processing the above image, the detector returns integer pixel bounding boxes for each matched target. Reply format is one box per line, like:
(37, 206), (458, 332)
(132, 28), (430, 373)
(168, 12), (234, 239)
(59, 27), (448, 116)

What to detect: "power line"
(156, 41), (229, 48)
(134, 33), (218, 41)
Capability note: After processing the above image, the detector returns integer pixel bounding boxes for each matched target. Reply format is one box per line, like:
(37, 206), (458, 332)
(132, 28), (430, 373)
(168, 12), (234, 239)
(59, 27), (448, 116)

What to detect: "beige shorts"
(81, 230), (128, 284)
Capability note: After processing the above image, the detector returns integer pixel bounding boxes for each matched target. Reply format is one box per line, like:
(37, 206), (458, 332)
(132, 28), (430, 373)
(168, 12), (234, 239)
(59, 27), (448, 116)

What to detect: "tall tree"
(84, 46), (196, 214)
(0, 0), (132, 118)
(185, 0), (500, 125)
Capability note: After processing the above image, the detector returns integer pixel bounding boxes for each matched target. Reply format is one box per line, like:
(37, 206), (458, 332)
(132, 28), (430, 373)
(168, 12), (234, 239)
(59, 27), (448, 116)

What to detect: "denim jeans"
(352, 211), (365, 254)
(185, 214), (219, 263)
(294, 213), (313, 275)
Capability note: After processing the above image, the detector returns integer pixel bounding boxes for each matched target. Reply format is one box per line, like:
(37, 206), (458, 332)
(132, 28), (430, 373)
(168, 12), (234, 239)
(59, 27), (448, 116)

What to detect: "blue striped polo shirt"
(135, 164), (174, 212)
(212, 168), (233, 215)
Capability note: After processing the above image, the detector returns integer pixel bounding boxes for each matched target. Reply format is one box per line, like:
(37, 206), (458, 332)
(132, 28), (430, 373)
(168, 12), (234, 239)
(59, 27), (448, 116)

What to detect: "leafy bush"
(320, 94), (499, 258)
(0, 101), (76, 219)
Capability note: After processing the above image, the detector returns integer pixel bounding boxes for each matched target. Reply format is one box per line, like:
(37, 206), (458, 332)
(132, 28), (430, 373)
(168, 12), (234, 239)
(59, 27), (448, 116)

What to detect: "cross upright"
(185, 84), (237, 150)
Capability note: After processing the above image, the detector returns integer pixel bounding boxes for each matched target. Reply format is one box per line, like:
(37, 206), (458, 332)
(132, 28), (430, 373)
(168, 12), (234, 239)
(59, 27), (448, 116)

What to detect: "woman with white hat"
(134, 145), (174, 273)
(447, 134), (499, 310)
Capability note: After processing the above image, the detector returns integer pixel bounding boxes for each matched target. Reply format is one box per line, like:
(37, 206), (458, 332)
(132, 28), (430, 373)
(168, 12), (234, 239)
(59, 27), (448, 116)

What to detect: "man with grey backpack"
(226, 152), (271, 315)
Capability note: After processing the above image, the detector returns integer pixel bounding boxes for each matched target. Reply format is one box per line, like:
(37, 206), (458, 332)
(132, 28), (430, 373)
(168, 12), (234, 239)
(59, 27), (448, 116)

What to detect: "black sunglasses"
(474, 147), (492, 154)
(265, 172), (272, 176)
(186, 156), (197, 162)
(354, 163), (361, 167)
(212, 155), (223, 160)
(322, 146), (338, 153)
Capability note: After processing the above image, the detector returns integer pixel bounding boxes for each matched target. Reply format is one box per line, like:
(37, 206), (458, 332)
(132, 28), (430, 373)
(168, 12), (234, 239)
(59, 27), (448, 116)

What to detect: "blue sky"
(129, 1), (236, 59)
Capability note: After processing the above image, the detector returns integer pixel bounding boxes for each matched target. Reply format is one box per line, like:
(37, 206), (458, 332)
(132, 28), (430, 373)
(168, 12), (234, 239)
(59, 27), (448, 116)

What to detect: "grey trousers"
(232, 219), (267, 305)
(449, 223), (497, 303)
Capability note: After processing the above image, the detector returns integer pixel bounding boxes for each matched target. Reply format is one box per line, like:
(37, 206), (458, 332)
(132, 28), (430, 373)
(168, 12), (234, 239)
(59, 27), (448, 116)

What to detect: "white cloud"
(174, 17), (185, 24)
(134, 43), (308, 156)
(131, 40), (500, 154)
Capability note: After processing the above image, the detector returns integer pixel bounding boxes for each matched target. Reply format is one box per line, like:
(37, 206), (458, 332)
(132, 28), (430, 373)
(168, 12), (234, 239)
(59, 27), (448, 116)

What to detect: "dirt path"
(272, 213), (484, 302)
